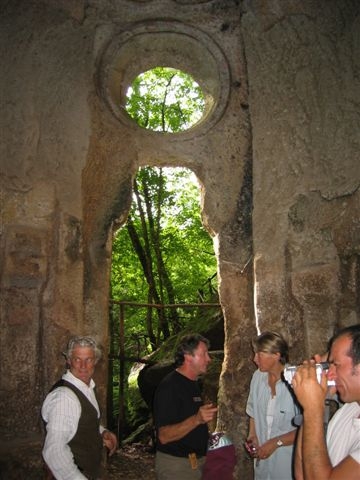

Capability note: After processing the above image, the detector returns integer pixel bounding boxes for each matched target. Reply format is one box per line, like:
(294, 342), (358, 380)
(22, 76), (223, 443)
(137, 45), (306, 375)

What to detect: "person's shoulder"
(155, 369), (188, 395)
(45, 380), (80, 404)
(249, 369), (268, 392)
(346, 401), (360, 412)
(342, 401), (360, 420)
(337, 401), (360, 414)
(42, 383), (80, 421)
(157, 369), (177, 387)
(251, 369), (266, 381)
(329, 401), (360, 428)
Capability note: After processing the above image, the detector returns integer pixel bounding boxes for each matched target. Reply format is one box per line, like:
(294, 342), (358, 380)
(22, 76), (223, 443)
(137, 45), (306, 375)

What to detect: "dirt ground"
(107, 444), (156, 480)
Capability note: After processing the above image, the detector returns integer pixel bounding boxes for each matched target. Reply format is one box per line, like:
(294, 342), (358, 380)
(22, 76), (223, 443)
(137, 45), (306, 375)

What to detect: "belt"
(176, 452), (204, 459)
(158, 450), (203, 459)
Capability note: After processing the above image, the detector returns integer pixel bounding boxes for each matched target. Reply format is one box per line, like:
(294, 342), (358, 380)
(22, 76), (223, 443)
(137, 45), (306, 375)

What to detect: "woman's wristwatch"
(276, 438), (284, 447)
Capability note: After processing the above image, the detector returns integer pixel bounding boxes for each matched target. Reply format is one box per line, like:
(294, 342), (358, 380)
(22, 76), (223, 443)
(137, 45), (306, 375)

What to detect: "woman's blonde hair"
(252, 331), (289, 365)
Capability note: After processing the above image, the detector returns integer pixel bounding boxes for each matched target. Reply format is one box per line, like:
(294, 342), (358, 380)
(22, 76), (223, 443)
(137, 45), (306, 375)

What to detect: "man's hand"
(292, 360), (328, 411)
(195, 403), (218, 424)
(158, 403), (218, 444)
(102, 430), (118, 456)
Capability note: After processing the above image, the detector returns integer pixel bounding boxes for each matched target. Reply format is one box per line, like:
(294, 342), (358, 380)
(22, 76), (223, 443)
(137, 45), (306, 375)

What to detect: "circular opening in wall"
(99, 22), (230, 137)
(125, 67), (205, 133)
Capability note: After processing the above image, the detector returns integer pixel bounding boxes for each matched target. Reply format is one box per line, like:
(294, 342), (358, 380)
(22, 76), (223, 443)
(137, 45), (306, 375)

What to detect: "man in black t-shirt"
(153, 334), (217, 480)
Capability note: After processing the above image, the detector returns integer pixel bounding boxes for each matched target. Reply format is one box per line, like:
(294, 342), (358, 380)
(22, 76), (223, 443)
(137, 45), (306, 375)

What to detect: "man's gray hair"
(64, 336), (102, 363)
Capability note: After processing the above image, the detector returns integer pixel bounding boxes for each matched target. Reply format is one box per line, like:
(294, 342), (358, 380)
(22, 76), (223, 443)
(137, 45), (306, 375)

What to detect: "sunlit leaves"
(125, 67), (205, 132)
(112, 167), (216, 306)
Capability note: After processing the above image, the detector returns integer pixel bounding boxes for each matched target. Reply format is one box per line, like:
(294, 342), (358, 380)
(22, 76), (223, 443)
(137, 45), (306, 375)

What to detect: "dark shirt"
(153, 370), (208, 457)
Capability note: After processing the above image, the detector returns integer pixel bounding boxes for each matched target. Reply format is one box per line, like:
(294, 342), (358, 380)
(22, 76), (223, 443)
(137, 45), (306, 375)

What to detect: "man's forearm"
(158, 414), (201, 444)
(302, 408), (332, 480)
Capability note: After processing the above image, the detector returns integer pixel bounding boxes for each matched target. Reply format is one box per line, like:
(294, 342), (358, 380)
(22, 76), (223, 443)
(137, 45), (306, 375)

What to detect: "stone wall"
(0, 0), (359, 478)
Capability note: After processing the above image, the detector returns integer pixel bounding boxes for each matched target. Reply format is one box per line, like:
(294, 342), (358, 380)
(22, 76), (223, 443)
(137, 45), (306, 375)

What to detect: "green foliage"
(125, 67), (205, 132)
(111, 167), (217, 334)
(126, 366), (149, 429)
(109, 67), (218, 432)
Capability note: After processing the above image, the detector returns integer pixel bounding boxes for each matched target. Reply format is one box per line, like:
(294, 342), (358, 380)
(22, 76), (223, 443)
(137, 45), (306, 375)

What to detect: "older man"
(42, 336), (117, 480)
(292, 324), (360, 480)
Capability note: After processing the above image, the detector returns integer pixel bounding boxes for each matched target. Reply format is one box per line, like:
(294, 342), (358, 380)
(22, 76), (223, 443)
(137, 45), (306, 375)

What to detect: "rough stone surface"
(0, 1), (359, 478)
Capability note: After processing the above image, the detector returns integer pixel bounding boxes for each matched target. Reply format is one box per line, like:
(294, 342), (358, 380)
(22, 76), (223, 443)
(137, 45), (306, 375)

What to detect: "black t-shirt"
(153, 370), (209, 457)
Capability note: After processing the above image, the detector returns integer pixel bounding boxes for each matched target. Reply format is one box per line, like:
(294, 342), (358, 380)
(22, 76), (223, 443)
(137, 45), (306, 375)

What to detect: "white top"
(41, 371), (105, 480)
(246, 369), (299, 480)
(327, 401), (360, 466)
(266, 395), (276, 438)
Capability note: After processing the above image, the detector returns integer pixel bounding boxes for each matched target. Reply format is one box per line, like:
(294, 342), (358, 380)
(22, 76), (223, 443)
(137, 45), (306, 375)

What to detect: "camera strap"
(324, 394), (340, 434)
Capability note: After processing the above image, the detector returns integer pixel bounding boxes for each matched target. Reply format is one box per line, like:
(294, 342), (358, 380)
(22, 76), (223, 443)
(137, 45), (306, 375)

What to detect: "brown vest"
(50, 379), (103, 478)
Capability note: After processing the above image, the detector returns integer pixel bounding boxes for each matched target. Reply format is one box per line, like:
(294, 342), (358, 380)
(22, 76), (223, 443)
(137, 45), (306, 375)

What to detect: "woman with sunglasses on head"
(246, 331), (299, 480)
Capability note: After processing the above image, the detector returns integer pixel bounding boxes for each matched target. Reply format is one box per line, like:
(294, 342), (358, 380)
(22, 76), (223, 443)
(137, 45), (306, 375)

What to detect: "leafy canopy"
(125, 67), (205, 132)
(111, 167), (217, 307)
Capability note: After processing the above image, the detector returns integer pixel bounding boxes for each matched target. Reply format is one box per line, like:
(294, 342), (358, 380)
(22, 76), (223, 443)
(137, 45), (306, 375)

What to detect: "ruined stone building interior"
(1, 1), (359, 478)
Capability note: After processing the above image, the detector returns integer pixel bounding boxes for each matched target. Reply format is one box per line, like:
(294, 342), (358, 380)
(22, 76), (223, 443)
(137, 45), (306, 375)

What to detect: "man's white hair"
(64, 336), (102, 363)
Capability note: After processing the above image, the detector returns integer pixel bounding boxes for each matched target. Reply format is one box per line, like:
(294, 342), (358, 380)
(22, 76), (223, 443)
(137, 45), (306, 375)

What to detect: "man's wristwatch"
(276, 438), (284, 447)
